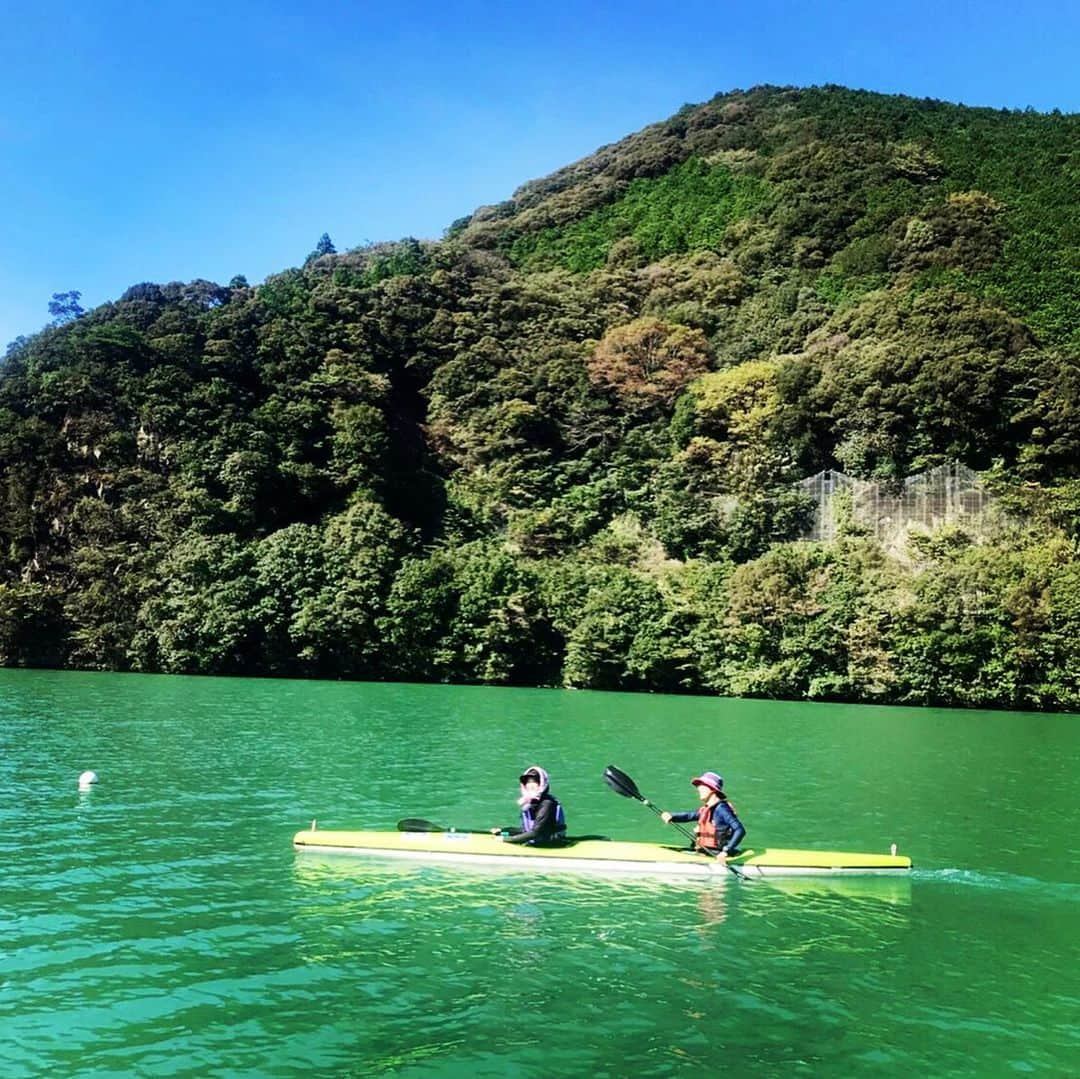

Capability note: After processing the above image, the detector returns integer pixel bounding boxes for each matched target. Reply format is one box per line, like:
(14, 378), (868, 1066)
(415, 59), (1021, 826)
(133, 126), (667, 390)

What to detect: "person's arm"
(713, 802), (745, 853)
(502, 798), (554, 844)
(665, 810), (697, 824)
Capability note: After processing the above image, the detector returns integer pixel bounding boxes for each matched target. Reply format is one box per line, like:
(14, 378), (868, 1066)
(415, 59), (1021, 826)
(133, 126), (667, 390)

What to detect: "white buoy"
(890, 843), (898, 856)
(78, 770), (98, 791)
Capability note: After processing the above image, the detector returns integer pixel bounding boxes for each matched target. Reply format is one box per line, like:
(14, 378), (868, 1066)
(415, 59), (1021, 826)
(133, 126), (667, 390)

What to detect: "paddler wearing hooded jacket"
(491, 765), (567, 846)
(661, 770), (745, 856)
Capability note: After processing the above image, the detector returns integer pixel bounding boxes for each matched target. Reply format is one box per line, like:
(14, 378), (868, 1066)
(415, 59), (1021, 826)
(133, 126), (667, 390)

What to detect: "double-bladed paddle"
(397, 817), (486, 834)
(602, 764), (745, 880)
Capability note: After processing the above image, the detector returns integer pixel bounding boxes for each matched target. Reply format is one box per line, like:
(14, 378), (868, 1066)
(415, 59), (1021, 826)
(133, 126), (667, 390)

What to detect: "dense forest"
(2, 85), (1079, 709)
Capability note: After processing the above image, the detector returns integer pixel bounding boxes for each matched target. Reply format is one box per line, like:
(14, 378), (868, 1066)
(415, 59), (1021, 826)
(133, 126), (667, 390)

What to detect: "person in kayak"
(661, 770), (745, 858)
(490, 765), (567, 846)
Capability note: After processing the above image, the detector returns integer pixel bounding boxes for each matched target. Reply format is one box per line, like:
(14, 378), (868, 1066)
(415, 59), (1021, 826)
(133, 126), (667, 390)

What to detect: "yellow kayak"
(292, 827), (912, 877)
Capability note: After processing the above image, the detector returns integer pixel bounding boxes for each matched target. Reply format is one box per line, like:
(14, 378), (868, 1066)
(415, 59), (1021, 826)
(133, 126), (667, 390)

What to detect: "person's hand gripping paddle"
(602, 765), (745, 880)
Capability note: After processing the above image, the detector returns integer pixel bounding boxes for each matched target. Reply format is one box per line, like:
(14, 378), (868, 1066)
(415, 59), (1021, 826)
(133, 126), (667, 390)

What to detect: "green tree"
(293, 500), (409, 676)
(48, 290), (84, 325)
(383, 541), (560, 685)
(0, 582), (68, 667)
(307, 233), (336, 262)
(132, 534), (260, 674)
(560, 565), (687, 691)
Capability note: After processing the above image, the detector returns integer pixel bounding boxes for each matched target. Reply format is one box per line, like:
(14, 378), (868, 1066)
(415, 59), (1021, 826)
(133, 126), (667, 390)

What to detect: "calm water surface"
(1, 670), (1077, 1077)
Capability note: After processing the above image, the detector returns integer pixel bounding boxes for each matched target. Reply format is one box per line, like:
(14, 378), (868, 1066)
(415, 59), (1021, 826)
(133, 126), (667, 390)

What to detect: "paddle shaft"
(637, 794), (699, 847)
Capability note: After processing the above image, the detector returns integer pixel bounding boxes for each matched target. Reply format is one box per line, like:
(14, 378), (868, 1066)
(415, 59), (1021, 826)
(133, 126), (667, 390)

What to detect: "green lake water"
(1, 669), (1077, 1077)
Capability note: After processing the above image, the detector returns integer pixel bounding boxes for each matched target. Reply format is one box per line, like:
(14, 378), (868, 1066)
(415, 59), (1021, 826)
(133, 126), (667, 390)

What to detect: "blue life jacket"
(520, 793), (567, 842)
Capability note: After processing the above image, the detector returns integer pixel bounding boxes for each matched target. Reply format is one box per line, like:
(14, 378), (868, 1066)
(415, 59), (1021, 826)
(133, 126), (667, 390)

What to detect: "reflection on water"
(294, 850), (912, 902)
(694, 883), (729, 927)
(291, 852), (913, 956)
(755, 873), (912, 905)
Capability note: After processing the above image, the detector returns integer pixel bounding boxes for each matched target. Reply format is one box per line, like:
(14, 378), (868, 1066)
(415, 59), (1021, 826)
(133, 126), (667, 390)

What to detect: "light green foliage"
(509, 158), (767, 271)
(654, 359), (812, 561)
(251, 522), (326, 672)
(298, 500), (409, 675)
(889, 532), (1042, 708)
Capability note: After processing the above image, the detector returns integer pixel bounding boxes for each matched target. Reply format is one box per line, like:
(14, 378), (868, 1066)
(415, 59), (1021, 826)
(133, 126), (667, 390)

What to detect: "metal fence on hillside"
(798, 462), (996, 542)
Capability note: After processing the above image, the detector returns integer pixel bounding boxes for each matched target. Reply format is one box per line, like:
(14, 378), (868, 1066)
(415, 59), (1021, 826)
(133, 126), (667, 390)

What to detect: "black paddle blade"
(397, 818), (490, 834)
(603, 765), (644, 801)
(397, 818), (443, 832)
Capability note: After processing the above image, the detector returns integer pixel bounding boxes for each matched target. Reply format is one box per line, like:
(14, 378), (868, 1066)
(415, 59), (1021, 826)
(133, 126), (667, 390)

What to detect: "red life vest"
(695, 803), (718, 850)
(695, 797), (737, 851)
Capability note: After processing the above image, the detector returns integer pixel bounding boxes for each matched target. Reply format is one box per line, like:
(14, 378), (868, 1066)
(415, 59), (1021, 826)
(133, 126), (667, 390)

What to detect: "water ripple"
(2, 671), (1078, 1076)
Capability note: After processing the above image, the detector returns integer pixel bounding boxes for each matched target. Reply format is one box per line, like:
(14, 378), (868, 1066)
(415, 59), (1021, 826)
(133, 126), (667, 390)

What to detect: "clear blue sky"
(2, 0), (1077, 349)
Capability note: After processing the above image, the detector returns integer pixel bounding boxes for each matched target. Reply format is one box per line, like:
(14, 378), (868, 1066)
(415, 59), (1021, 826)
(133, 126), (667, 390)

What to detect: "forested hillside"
(2, 85), (1079, 709)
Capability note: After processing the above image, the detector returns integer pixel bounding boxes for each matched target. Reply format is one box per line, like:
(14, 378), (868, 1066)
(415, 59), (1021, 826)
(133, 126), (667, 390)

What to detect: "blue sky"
(2, 0), (1077, 349)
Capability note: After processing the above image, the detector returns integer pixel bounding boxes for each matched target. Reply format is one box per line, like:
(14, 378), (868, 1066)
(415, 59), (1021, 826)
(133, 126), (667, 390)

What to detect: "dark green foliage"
(558, 563), (692, 692)
(0, 581), (68, 667)
(48, 291), (84, 325)
(307, 233), (336, 262)
(382, 541), (562, 685)
(2, 85), (1080, 709)
(783, 286), (1038, 478)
